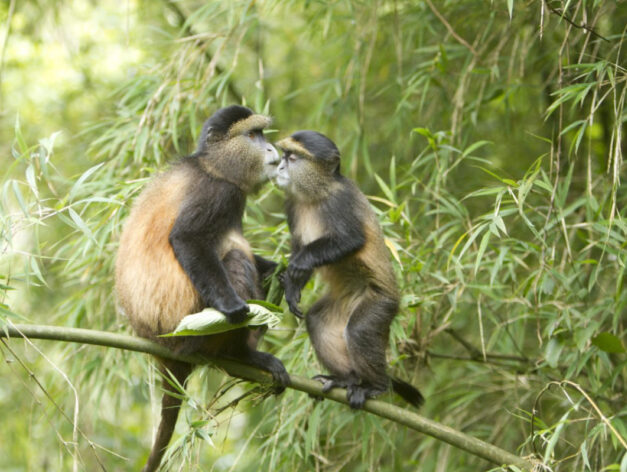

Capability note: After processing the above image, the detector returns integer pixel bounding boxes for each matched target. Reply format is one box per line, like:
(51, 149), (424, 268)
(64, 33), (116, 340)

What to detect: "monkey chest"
(293, 205), (326, 246)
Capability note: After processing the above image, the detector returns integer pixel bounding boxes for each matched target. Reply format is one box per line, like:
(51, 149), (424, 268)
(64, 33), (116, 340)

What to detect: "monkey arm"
(169, 190), (249, 323)
(169, 230), (249, 322)
(284, 226), (365, 319)
(290, 185), (367, 274)
(291, 231), (366, 272)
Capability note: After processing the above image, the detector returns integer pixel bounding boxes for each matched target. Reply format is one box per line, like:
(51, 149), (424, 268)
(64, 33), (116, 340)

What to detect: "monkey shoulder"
(171, 159), (247, 238)
(332, 177), (397, 291)
(322, 177), (369, 240)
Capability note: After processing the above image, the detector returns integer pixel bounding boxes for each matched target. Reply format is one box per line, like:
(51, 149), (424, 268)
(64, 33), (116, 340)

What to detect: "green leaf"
(474, 231), (491, 275)
(494, 215), (507, 235)
(68, 208), (96, 242)
(591, 332), (625, 353)
(374, 173), (395, 203)
(545, 338), (563, 368)
(162, 303), (282, 337)
(246, 299), (282, 312)
(70, 163), (104, 199)
(462, 140), (491, 158)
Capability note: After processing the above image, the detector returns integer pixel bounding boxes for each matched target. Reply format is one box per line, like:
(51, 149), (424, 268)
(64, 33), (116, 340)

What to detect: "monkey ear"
(204, 126), (225, 145)
(205, 127), (215, 143)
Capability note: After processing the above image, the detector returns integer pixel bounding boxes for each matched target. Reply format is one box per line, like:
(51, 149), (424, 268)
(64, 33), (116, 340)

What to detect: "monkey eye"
(248, 131), (257, 139)
(286, 152), (297, 162)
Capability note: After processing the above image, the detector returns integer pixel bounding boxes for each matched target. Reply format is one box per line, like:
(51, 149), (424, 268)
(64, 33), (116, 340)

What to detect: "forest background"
(0, 1), (625, 471)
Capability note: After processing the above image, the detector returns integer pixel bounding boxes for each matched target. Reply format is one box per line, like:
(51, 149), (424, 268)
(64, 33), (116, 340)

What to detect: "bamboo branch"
(1, 323), (534, 470)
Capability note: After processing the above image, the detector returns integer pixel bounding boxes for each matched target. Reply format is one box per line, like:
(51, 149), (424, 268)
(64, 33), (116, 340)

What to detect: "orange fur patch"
(115, 168), (202, 338)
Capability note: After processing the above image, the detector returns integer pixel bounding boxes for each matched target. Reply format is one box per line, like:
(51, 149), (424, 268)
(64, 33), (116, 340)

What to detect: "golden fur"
(115, 166), (255, 340)
(276, 137), (314, 160)
(291, 191), (398, 300)
(293, 204), (325, 245)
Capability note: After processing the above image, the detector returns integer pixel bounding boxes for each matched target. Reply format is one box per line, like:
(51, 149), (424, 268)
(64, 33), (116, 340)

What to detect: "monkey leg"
(142, 359), (192, 472)
(220, 249), (289, 390)
(305, 295), (353, 378)
(222, 249), (263, 300)
(343, 295), (398, 408)
(305, 294), (365, 401)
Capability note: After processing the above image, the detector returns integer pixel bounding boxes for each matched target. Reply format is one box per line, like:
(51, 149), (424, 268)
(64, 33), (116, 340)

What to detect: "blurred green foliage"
(0, 0), (625, 471)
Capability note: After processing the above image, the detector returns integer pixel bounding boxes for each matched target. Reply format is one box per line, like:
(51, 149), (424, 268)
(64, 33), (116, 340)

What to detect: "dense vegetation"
(1, 1), (625, 471)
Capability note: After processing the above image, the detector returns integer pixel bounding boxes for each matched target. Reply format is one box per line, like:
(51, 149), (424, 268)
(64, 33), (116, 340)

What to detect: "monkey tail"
(142, 360), (192, 472)
(391, 378), (424, 408)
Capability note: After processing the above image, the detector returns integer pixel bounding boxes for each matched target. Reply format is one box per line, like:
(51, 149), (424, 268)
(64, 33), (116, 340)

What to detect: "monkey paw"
(282, 274), (304, 318)
(312, 374), (352, 393)
(268, 362), (290, 394)
(346, 385), (368, 409)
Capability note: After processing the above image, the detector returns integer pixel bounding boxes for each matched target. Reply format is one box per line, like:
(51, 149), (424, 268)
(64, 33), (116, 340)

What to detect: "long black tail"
(391, 378), (424, 408)
(142, 360), (192, 472)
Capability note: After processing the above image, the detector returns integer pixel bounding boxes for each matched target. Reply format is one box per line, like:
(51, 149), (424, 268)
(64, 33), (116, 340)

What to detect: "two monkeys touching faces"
(115, 105), (423, 471)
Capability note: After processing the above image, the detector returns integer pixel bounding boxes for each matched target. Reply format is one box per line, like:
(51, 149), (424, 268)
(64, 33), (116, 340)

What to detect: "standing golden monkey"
(275, 130), (423, 409)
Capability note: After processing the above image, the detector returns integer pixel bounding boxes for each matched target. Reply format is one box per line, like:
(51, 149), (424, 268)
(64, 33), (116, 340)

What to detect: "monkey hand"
(281, 273), (304, 319)
(215, 297), (250, 324)
(286, 258), (313, 288)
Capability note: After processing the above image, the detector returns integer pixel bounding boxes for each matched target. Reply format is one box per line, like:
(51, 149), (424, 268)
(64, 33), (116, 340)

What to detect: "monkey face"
(258, 133), (281, 181)
(220, 128), (279, 189)
(275, 150), (296, 189)
(242, 129), (280, 182)
(275, 149), (325, 197)
(275, 131), (340, 198)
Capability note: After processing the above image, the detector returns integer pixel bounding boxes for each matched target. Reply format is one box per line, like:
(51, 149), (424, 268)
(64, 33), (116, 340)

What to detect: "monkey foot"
(312, 374), (354, 393)
(346, 384), (385, 409)
(312, 375), (384, 409)
(268, 364), (290, 394)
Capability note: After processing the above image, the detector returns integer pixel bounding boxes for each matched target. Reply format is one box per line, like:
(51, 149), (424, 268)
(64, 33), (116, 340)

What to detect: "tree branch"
(1, 323), (534, 470)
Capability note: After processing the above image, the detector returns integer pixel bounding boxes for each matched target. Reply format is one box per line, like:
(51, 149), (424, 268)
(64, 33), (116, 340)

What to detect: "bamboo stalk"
(1, 323), (534, 470)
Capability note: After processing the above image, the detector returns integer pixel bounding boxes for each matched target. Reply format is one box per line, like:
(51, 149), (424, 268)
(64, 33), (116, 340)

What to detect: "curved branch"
(1, 323), (533, 470)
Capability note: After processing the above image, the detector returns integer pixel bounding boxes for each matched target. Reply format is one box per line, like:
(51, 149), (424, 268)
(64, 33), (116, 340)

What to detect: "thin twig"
(1, 323), (534, 470)
(424, 0), (478, 56)
(0, 337), (107, 471)
(543, 0), (609, 42)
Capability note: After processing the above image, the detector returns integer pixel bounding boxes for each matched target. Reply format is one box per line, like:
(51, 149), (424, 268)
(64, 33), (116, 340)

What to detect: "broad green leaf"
(163, 303), (282, 337)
